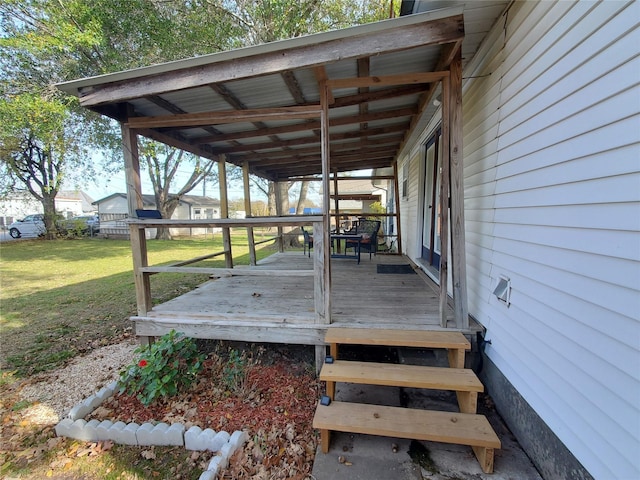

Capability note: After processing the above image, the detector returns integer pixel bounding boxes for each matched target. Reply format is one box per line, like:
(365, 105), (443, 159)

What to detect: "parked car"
(60, 215), (100, 235)
(8, 214), (46, 238)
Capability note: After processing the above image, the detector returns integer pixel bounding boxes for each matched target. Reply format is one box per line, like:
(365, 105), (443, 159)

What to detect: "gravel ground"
(17, 341), (138, 424)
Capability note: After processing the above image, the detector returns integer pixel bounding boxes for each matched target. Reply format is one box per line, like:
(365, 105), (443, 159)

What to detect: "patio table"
(330, 234), (362, 264)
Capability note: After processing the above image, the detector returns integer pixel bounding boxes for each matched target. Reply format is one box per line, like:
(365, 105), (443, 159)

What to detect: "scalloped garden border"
(54, 381), (247, 480)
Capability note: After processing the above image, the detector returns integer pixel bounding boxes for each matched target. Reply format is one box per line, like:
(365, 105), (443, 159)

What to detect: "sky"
(73, 165), (264, 203)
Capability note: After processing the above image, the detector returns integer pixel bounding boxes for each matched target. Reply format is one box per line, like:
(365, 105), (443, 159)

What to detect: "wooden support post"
(447, 347), (466, 369)
(320, 429), (331, 453)
(313, 218), (328, 374)
(472, 446), (495, 474)
(332, 172), (342, 252)
(449, 48), (469, 330)
(274, 182), (285, 253)
(320, 83), (332, 326)
(393, 162), (403, 254)
(333, 172), (340, 232)
(439, 76), (451, 328)
(313, 221), (327, 324)
(218, 158), (233, 268)
(456, 391), (478, 414)
(315, 345), (326, 375)
(121, 123), (152, 317)
(242, 161), (257, 266)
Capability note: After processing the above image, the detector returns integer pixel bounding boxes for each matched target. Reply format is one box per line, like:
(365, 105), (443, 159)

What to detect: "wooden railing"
(125, 215), (328, 325)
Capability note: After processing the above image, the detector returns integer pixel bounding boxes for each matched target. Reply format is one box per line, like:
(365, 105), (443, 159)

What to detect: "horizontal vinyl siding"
(399, 147), (422, 259)
(462, 1), (640, 479)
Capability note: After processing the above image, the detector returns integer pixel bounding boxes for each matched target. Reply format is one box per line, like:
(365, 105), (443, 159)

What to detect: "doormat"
(377, 264), (416, 274)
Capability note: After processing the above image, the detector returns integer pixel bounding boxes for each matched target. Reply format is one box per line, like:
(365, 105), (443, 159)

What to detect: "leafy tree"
(0, 0), (397, 239)
(0, 91), (96, 238)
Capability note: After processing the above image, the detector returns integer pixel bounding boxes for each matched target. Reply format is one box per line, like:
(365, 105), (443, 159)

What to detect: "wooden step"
(325, 327), (470, 368)
(313, 401), (501, 473)
(320, 360), (482, 413)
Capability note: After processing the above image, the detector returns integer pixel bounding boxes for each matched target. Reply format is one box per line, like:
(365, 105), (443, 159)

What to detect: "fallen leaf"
(141, 449), (156, 460)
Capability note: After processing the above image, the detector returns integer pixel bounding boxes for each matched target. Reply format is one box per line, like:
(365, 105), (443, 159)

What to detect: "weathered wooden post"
(218, 157), (233, 268)
(243, 160), (257, 266)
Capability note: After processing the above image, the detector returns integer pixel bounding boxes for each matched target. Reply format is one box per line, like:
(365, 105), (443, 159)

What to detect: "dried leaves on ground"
(88, 346), (322, 479)
(1, 343), (322, 479)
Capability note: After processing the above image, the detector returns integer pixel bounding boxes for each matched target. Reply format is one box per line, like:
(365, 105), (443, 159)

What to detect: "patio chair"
(346, 218), (381, 259)
(301, 226), (313, 257)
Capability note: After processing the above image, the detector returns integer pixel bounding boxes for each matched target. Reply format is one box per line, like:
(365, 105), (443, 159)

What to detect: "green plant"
(222, 348), (249, 395)
(118, 330), (205, 406)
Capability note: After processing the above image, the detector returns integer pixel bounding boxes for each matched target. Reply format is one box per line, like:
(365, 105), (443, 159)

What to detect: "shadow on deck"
(133, 252), (482, 346)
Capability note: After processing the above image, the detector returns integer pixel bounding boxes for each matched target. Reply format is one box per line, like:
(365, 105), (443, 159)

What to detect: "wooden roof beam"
(326, 71), (448, 89)
(193, 106), (416, 143)
(76, 14), (464, 107)
(126, 105), (322, 129)
(267, 157), (393, 179)
(136, 128), (222, 163)
(226, 131), (404, 158)
(248, 147), (398, 168)
(241, 136), (403, 161)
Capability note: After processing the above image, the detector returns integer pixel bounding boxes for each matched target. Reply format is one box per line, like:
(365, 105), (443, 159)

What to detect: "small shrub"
(222, 348), (249, 395)
(118, 330), (205, 406)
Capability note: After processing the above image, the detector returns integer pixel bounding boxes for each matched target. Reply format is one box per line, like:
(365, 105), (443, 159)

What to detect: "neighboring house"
(0, 190), (95, 228)
(57, 3), (640, 479)
(397, 2), (639, 479)
(93, 193), (221, 238)
(329, 178), (387, 214)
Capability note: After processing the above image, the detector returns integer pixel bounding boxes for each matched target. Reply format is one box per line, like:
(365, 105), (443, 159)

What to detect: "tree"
(0, 0), (243, 237)
(0, 92), (96, 238)
(138, 141), (215, 239)
(0, 0), (397, 240)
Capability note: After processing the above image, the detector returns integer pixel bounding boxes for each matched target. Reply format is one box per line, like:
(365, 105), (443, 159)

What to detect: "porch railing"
(125, 215), (328, 326)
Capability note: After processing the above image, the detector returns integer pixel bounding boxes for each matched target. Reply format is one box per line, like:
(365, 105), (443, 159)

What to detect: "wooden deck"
(133, 252), (481, 346)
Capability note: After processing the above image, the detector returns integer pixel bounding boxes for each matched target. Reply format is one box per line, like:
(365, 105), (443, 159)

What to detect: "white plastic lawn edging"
(54, 381), (248, 479)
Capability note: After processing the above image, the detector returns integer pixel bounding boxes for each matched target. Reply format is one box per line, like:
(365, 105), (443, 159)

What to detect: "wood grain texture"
(313, 401), (501, 448)
(320, 361), (483, 391)
(325, 327), (470, 349)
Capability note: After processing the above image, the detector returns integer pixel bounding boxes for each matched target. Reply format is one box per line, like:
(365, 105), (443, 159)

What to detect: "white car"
(8, 214), (46, 238)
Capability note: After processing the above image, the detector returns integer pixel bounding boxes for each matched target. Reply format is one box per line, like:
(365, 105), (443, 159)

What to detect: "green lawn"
(0, 233), (276, 377)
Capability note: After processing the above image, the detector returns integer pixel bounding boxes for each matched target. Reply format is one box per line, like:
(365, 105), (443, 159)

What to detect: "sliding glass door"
(421, 128), (442, 268)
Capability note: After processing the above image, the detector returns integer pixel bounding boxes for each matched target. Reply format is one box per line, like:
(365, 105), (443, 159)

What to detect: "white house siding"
(399, 1), (639, 478)
(458, 1), (639, 479)
(399, 146), (424, 261)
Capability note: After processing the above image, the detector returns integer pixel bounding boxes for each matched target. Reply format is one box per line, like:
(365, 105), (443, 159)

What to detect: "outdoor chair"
(301, 226), (313, 257)
(345, 218), (381, 259)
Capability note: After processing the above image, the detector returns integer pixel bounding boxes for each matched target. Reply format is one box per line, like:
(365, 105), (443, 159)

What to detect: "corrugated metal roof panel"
(56, 3), (509, 180)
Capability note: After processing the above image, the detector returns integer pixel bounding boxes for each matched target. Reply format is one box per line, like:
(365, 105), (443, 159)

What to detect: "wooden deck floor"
(134, 252), (480, 346)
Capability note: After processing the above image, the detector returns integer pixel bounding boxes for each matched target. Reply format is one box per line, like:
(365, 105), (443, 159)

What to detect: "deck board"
(136, 252), (480, 344)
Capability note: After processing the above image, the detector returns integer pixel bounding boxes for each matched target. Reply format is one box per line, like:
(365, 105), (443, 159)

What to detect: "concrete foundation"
(479, 353), (594, 480)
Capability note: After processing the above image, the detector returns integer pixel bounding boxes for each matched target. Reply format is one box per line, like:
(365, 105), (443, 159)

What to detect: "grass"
(0, 231), (279, 479)
(0, 231), (276, 377)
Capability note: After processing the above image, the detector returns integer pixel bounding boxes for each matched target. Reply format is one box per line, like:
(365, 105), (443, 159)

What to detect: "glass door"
(421, 129), (442, 268)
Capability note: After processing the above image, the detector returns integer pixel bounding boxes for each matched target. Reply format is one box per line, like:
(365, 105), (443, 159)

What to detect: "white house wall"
(400, 1), (640, 478)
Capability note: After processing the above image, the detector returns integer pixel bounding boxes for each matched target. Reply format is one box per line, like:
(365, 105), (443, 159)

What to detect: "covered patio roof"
(57, 3), (507, 181)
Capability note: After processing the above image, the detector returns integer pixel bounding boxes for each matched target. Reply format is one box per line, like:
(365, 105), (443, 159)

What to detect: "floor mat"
(376, 264), (416, 274)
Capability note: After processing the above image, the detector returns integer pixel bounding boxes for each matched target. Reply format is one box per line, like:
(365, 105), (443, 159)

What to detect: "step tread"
(320, 360), (484, 392)
(313, 401), (501, 448)
(325, 327), (470, 350)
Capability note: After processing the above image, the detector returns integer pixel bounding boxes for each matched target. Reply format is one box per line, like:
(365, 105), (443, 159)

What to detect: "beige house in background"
(0, 190), (95, 228)
(93, 193), (221, 238)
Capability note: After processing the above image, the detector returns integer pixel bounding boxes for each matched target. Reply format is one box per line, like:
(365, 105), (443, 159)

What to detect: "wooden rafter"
(228, 132), (404, 160)
(326, 71), (448, 89)
(193, 106), (416, 144)
(77, 14), (463, 107)
(126, 105), (322, 129)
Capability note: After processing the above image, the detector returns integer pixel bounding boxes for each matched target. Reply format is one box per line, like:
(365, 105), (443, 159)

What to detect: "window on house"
(402, 162), (409, 199)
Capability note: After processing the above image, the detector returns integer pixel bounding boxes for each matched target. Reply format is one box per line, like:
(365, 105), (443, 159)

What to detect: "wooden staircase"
(312, 327), (501, 474)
